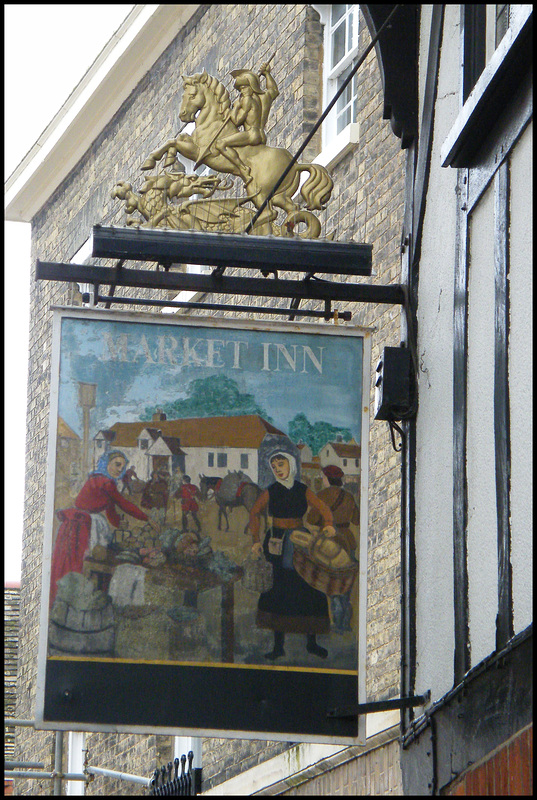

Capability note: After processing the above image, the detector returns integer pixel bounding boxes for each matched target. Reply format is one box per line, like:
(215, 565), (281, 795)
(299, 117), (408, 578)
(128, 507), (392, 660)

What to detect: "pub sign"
(36, 308), (370, 743)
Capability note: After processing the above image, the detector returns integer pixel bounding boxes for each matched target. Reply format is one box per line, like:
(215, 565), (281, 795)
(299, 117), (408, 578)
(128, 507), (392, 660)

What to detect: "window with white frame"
(313, 4), (361, 168)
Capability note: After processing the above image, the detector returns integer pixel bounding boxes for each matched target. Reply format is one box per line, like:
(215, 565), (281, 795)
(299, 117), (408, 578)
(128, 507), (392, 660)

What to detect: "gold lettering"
(132, 334), (156, 363)
(183, 338), (205, 366)
(228, 340), (248, 369)
(302, 346), (324, 374)
(157, 335), (179, 365)
(207, 339), (226, 368)
(276, 344), (297, 372)
(261, 342), (272, 371)
(101, 332), (128, 362)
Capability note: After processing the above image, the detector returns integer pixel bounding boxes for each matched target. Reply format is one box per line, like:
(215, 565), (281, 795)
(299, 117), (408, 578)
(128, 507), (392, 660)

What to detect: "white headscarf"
(270, 452), (297, 490)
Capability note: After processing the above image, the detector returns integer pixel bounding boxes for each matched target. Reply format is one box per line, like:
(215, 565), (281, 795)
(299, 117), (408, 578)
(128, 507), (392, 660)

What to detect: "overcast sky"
(4, 4), (135, 581)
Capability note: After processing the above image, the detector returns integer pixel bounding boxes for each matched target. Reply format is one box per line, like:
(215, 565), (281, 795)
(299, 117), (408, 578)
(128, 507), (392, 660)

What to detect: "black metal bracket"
(36, 225), (407, 320)
(91, 226), (373, 278)
(36, 260), (405, 311)
(388, 420), (405, 451)
(104, 259), (124, 309)
(86, 292), (352, 321)
(327, 692), (431, 720)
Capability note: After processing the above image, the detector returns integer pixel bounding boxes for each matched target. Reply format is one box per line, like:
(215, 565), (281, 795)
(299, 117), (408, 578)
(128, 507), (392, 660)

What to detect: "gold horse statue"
(141, 67), (333, 238)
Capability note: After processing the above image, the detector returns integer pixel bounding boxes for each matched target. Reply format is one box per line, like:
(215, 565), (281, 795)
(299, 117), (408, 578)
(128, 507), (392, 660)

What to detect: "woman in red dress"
(49, 450), (157, 606)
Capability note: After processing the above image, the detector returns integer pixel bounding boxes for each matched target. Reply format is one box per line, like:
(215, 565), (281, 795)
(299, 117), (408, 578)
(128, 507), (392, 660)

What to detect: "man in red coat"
(175, 474), (202, 535)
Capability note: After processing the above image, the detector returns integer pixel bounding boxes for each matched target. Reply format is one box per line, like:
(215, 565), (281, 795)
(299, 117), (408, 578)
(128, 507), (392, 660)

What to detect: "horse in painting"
(199, 470), (266, 534)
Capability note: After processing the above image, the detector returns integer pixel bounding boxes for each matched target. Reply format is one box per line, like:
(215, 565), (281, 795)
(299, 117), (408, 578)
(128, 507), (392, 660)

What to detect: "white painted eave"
(4, 4), (200, 223)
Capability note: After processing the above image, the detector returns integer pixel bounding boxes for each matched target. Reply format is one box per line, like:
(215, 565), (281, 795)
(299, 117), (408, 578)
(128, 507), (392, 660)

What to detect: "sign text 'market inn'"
(101, 332), (325, 374)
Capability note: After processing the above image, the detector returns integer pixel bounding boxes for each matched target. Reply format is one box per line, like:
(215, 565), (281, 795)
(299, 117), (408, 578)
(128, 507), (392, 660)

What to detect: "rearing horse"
(142, 71), (333, 237)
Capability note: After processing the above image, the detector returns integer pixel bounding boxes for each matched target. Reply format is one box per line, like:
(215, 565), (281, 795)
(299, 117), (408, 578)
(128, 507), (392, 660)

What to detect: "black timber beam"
(441, 9), (532, 168)
(91, 226), (373, 277)
(36, 260), (404, 305)
(361, 4), (419, 148)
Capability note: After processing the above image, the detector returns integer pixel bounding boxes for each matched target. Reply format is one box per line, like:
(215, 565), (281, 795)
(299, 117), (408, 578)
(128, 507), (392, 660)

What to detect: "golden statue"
(200, 62), (279, 185)
(113, 62), (333, 238)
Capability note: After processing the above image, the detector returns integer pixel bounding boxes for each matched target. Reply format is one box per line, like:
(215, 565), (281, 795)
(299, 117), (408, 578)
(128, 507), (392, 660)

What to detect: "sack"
(242, 552), (274, 593)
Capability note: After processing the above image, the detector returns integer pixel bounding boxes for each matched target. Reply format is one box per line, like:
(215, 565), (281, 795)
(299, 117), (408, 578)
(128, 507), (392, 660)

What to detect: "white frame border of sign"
(35, 307), (371, 745)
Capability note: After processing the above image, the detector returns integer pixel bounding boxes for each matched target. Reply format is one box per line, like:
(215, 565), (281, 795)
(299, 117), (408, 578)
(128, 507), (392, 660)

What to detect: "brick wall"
(282, 733), (403, 796)
(442, 724), (533, 796)
(4, 583), (20, 762)
(17, 4), (405, 794)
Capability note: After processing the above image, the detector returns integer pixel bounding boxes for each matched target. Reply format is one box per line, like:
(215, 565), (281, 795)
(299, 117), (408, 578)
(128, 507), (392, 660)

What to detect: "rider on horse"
(212, 63), (279, 187)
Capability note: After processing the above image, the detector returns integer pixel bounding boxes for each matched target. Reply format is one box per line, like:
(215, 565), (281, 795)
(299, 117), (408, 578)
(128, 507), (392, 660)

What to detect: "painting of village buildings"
(47, 311), (366, 673)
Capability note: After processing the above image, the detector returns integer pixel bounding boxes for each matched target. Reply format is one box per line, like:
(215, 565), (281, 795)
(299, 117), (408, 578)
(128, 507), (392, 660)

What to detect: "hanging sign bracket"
(328, 692), (431, 720)
(36, 226), (406, 320)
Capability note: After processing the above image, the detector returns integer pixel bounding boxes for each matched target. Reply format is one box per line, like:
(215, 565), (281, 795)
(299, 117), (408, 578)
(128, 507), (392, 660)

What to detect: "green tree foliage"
(141, 375), (272, 422)
(288, 412), (352, 455)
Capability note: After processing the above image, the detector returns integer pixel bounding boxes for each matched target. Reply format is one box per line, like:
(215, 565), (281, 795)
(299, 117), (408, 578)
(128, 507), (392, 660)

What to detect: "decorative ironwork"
(113, 62), (333, 238)
(149, 752), (200, 796)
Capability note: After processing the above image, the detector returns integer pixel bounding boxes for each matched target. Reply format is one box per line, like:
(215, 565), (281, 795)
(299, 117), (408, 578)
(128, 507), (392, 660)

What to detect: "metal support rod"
(5, 761), (45, 769)
(4, 718), (37, 727)
(92, 293), (352, 320)
(4, 771), (88, 782)
(37, 261), (405, 305)
(327, 693), (430, 719)
(53, 730), (63, 796)
(104, 259), (124, 309)
(4, 767), (149, 786)
(86, 765), (150, 786)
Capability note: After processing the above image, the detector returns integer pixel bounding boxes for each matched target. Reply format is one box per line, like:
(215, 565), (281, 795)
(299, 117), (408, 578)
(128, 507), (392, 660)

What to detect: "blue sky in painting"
(58, 317), (363, 441)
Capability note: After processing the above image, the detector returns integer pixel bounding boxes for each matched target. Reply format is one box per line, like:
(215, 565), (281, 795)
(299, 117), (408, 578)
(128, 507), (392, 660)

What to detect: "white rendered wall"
(507, 121), (533, 635)
(466, 183), (499, 667)
(413, 4), (460, 700)
(181, 447), (259, 484)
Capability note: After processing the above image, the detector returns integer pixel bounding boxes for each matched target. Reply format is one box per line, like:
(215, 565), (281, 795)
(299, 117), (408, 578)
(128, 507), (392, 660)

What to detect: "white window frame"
(312, 4), (361, 169)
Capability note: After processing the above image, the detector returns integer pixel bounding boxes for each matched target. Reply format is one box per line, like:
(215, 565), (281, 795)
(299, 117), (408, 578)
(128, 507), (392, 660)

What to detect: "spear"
(193, 52), (276, 171)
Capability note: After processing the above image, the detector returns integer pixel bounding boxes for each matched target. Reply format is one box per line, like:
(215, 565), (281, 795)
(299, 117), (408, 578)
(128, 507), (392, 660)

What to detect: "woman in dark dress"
(249, 451), (335, 660)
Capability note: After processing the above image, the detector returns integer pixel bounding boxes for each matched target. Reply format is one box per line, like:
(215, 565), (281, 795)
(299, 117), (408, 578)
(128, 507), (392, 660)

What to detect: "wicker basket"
(242, 553), (274, 593)
(292, 535), (359, 597)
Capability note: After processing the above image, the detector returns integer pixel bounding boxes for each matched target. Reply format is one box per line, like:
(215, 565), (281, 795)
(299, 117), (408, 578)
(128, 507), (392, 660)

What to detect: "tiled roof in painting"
(106, 415), (284, 449)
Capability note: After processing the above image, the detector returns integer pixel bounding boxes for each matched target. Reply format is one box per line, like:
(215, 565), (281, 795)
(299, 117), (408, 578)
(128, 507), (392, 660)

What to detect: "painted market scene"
(48, 315), (364, 673)
(5, 3), (531, 796)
